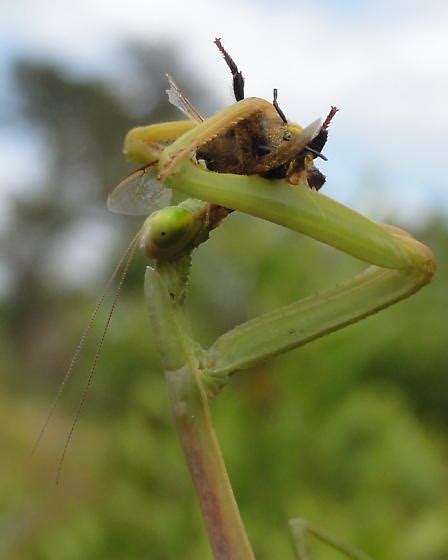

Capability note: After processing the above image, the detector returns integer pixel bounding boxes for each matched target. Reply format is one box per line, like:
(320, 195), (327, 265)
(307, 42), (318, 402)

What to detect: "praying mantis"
(106, 40), (436, 559)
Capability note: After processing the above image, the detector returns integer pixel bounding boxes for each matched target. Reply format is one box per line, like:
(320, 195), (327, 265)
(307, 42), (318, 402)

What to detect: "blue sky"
(1, 0), (447, 244)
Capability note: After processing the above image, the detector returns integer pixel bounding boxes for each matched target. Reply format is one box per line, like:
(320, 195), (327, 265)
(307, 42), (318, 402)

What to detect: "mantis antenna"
(55, 230), (141, 484)
(29, 228), (141, 466)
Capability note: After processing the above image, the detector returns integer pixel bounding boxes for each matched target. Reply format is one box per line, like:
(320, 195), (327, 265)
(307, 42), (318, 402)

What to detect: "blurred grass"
(0, 46), (447, 559)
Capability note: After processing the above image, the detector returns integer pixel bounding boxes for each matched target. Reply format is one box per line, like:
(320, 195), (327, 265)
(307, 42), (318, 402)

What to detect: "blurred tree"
(1, 43), (210, 388)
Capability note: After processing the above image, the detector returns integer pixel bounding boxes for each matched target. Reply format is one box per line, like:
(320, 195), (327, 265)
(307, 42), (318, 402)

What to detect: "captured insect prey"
(112, 39), (337, 221)
(197, 38), (338, 190)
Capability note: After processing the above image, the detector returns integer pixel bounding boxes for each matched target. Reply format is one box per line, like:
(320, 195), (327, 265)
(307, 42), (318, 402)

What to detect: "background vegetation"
(1, 44), (447, 559)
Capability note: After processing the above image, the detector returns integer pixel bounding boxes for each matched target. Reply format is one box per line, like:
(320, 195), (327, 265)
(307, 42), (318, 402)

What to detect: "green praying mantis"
(53, 40), (436, 559)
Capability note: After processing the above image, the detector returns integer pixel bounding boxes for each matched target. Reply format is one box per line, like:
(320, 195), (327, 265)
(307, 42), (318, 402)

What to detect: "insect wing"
(107, 165), (172, 216)
(166, 74), (203, 123)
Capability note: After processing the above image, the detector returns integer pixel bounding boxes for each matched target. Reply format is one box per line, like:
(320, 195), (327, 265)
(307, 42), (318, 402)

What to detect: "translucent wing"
(166, 74), (203, 123)
(107, 165), (172, 216)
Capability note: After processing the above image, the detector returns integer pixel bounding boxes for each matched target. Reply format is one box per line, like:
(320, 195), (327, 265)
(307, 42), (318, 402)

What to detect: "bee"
(109, 39), (337, 222)
(196, 38), (337, 190)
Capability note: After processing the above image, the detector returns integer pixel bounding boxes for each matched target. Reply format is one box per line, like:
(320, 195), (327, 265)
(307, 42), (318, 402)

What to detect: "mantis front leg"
(158, 156), (435, 382)
(123, 120), (197, 165)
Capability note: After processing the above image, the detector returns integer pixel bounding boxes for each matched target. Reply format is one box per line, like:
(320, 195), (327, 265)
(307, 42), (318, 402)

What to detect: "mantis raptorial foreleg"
(156, 155), (434, 388)
(123, 120), (197, 164)
(126, 96), (322, 182)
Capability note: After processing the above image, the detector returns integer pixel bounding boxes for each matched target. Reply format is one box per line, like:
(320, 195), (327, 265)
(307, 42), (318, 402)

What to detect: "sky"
(0, 0), (447, 290)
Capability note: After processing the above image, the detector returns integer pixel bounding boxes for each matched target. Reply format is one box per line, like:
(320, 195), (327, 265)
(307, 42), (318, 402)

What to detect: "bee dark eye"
(283, 131), (292, 141)
(256, 145), (272, 156)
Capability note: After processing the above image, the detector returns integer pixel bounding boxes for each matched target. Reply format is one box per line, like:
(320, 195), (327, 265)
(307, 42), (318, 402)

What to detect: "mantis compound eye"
(140, 206), (203, 260)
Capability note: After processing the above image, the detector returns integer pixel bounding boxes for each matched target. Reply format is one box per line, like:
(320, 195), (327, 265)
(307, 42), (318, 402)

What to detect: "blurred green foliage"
(0, 45), (447, 560)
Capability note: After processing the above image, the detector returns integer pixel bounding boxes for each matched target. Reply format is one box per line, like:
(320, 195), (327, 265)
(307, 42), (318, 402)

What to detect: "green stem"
(289, 519), (314, 560)
(289, 519), (374, 560)
(306, 523), (374, 560)
(145, 261), (255, 560)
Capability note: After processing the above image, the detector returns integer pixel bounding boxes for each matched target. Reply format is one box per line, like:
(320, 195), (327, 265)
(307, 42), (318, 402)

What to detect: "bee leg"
(286, 152), (327, 191)
(214, 38), (245, 101)
(304, 146), (328, 161)
(322, 105), (339, 131)
(307, 167), (326, 191)
(272, 89), (287, 123)
(307, 106), (338, 155)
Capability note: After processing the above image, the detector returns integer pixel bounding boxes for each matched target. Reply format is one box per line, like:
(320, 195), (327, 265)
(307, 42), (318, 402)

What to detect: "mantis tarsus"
(63, 39), (438, 559)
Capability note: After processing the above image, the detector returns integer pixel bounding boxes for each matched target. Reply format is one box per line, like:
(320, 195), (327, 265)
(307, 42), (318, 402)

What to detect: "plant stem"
(289, 519), (374, 560)
(307, 523), (373, 560)
(145, 261), (255, 560)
